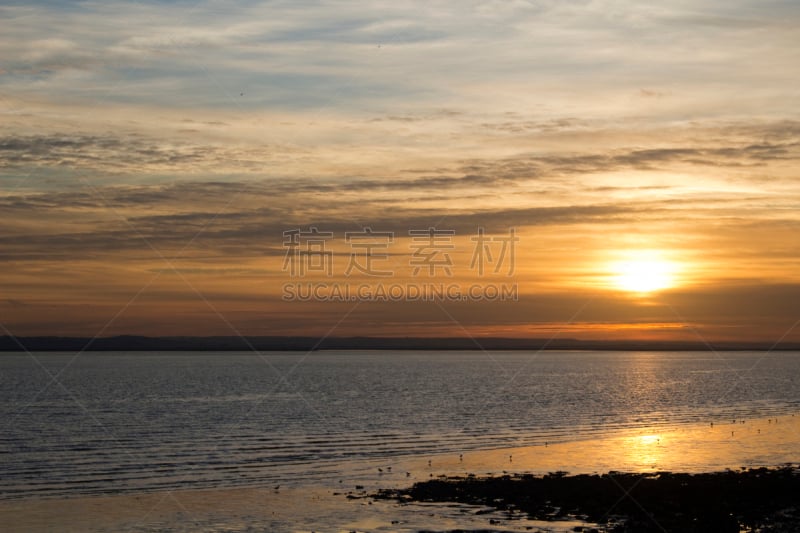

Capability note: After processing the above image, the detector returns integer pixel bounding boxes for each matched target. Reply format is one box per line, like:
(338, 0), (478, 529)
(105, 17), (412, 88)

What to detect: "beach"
(3, 411), (799, 532)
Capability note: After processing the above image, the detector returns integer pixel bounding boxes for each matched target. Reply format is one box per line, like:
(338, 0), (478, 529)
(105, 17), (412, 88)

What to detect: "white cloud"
(0, 0), (797, 123)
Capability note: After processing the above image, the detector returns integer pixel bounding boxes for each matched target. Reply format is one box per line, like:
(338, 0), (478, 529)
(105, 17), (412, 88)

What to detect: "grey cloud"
(0, 134), (296, 174)
(3, 118), (799, 181)
(460, 141), (800, 180)
(0, 178), (641, 261)
(719, 121), (800, 143)
(479, 117), (589, 134)
(741, 142), (800, 160)
(0, 134), (191, 170)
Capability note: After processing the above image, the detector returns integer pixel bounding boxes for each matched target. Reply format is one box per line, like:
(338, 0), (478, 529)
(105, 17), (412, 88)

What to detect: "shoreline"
(2, 412), (799, 531)
(4, 336), (800, 352)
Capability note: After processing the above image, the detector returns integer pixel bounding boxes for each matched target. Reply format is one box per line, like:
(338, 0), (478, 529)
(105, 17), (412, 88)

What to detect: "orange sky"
(2, 1), (800, 344)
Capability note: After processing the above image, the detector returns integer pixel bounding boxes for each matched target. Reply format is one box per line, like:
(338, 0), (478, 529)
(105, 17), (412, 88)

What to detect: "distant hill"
(1, 335), (798, 352)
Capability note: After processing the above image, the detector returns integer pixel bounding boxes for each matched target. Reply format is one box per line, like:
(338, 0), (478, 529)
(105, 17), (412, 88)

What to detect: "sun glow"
(610, 251), (678, 294)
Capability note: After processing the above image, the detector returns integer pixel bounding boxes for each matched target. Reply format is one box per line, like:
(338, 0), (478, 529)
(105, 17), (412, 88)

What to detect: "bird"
(378, 468), (383, 473)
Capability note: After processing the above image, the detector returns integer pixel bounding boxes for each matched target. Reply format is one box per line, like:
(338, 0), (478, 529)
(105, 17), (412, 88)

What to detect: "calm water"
(1, 350), (799, 500)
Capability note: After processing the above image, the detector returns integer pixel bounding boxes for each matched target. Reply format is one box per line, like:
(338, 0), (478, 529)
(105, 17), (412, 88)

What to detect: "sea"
(2, 350), (799, 503)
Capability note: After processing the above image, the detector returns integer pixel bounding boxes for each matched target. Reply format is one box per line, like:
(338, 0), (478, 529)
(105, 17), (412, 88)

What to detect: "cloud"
(2, 0), (798, 117)
(1, 114), (799, 265)
(0, 133), (304, 176)
(2, 1), (800, 339)
(0, 178), (642, 261)
(3, 119), (798, 182)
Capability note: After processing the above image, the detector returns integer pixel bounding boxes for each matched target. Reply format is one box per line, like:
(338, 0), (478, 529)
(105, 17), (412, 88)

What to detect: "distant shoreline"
(2, 335), (800, 352)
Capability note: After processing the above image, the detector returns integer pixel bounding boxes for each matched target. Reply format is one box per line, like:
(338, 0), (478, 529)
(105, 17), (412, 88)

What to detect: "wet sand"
(2, 412), (798, 532)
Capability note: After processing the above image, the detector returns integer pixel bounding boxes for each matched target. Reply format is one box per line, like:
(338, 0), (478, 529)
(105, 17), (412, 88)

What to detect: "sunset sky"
(2, 0), (799, 343)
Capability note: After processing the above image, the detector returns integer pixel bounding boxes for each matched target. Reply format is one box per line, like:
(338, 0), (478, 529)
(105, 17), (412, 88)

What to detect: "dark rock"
(373, 467), (800, 533)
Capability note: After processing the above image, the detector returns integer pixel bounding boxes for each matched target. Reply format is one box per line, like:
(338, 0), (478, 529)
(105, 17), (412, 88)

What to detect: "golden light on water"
(637, 434), (661, 445)
(629, 434), (663, 469)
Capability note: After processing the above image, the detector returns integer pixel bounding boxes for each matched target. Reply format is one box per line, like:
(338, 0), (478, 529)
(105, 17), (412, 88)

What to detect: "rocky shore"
(374, 466), (800, 532)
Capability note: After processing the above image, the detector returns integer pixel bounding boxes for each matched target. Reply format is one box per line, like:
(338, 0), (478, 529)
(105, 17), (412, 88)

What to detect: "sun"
(610, 252), (677, 294)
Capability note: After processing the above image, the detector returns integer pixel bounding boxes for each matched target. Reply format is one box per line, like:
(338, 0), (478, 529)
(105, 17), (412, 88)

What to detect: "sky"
(1, 0), (799, 343)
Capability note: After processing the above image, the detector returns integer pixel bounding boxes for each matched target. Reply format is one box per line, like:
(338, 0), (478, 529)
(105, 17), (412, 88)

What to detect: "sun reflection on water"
(624, 433), (665, 470)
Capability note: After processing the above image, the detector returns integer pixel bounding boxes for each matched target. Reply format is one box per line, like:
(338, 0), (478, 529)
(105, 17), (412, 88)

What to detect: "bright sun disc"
(612, 254), (676, 294)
